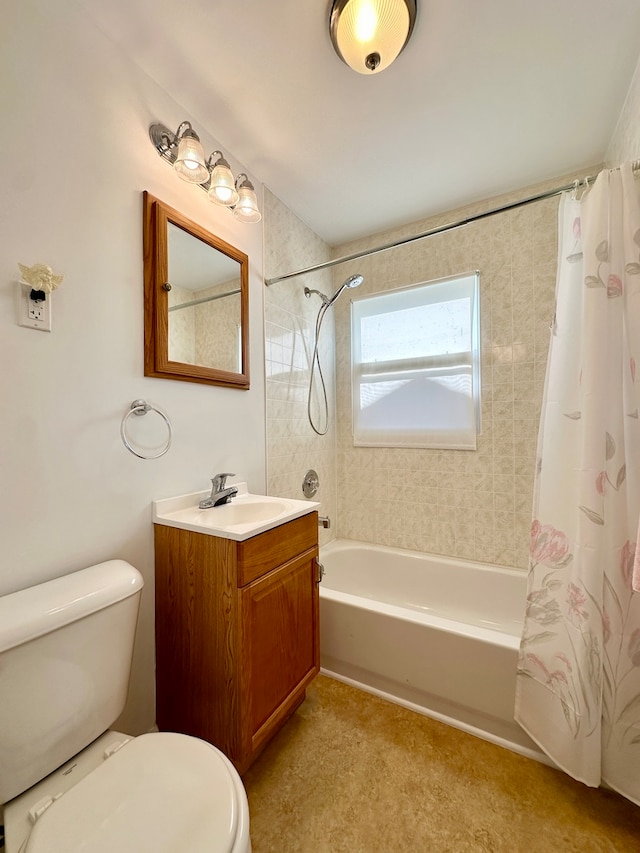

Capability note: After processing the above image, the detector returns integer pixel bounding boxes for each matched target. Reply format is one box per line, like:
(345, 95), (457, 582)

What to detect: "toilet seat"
(21, 732), (249, 853)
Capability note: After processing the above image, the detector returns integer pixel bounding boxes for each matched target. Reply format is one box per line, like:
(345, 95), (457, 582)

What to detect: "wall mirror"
(143, 191), (250, 389)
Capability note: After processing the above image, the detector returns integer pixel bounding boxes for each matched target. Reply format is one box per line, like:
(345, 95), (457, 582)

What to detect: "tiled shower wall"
(263, 189), (337, 547)
(330, 173), (596, 569)
(265, 171), (595, 568)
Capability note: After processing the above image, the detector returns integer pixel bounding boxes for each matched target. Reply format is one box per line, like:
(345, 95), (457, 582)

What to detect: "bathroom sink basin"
(208, 499), (291, 526)
(152, 484), (320, 541)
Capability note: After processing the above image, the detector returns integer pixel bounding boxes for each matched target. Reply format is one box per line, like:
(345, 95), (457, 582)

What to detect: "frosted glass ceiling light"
(329, 0), (417, 74)
(207, 152), (240, 206)
(233, 175), (261, 223)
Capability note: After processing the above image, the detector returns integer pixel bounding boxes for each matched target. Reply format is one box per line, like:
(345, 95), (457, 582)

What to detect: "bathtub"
(319, 539), (543, 759)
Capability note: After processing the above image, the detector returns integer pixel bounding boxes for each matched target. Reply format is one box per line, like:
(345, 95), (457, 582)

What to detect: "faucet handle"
(211, 472), (235, 491)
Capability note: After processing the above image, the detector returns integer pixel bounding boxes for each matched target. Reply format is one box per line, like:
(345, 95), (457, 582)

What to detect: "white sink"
(205, 499), (291, 526)
(153, 484), (319, 541)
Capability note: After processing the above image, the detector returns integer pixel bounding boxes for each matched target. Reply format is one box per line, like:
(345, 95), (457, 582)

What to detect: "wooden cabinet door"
(240, 549), (319, 759)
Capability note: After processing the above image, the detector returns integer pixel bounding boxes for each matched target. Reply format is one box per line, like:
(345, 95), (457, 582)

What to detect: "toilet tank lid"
(0, 560), (143, 654)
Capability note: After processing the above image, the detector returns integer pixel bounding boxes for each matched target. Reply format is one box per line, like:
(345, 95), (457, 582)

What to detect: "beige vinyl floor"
(243, 674), (640, 853)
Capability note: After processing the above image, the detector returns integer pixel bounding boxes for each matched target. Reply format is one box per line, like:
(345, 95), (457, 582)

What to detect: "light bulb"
(208, 159), (239, 207)
(355, 1), (377, 41)
(233, 180), (261, 223)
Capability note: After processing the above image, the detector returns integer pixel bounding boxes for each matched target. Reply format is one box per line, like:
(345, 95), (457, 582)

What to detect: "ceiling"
(77, 0), (640, 246)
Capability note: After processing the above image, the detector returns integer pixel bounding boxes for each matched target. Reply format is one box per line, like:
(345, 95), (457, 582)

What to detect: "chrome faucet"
(198, 472), (238, 509)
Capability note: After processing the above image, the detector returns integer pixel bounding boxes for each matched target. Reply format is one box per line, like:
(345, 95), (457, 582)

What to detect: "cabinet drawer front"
(237, 512), (318, 586)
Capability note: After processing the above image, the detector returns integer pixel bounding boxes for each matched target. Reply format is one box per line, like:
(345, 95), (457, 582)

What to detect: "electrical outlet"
(28, 298), (44, 322)
(18, 284), (52, 332)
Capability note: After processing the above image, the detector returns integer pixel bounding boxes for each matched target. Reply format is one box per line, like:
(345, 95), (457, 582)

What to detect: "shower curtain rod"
(264, 168), (628, 287)
(168, 287), (240, 312)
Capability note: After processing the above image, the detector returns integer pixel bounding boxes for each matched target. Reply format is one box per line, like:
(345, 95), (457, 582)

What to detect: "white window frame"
(350, 272), (481, 450)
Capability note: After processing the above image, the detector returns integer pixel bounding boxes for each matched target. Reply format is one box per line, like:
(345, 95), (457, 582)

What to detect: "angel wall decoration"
(18, 263), (64, 295)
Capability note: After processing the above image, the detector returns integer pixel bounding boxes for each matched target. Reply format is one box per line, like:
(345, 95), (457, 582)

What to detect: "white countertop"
(153, 483), (320, 541)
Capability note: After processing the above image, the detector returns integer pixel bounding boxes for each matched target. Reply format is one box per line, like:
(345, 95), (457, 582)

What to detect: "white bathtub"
(319, 539), (543, 759)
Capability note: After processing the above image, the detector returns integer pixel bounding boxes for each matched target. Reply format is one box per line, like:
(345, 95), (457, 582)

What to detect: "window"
(351, 272), (481, 449)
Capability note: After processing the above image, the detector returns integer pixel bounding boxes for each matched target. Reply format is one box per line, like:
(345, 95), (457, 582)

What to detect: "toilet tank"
(0, 560), (144, 804)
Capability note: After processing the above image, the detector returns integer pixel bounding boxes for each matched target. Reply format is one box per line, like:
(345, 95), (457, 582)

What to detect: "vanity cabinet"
(154, 511), (319, 774)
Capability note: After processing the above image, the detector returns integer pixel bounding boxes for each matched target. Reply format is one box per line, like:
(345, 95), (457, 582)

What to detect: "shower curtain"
(515, 162), (640, 805)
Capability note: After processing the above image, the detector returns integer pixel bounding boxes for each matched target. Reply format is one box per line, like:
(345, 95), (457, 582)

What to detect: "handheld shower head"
(345, 274), (364, 289)
(304, 273), (363, 436)
(326, 273), (364, 307)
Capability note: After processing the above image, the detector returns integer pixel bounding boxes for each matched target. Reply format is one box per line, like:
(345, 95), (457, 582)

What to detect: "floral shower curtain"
(514, 163), (640, 805)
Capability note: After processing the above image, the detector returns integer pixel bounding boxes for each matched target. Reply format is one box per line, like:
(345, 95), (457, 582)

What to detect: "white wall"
(606, 52), (640, 164)
(0, 1), (266, 734)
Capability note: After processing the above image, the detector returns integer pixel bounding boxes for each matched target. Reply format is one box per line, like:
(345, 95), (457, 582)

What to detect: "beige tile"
(266, 182), (563, 572)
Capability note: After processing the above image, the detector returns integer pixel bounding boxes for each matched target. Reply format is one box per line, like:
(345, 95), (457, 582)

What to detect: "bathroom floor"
(243, 674), (640, 853)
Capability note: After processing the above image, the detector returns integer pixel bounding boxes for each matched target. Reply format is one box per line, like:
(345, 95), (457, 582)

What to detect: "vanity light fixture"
(329, 0), (417, 74)
(149, 121), (261, 222)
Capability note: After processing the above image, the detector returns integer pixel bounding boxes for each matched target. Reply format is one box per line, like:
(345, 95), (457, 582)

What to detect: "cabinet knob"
(314, 558), (325, 584)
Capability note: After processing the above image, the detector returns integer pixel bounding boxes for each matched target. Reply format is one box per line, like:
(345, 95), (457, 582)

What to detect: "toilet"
(0, 560), (251, 853)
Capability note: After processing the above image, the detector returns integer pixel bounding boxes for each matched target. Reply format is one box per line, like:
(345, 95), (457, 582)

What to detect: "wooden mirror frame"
(143, 191), (250, 389)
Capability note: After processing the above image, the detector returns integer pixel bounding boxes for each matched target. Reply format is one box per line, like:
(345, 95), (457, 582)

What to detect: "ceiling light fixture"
(329, 0), (417, 75)
(149, 122), (261, 222)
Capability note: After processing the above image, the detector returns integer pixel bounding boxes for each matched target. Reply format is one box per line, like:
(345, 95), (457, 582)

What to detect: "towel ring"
(121, 399), (172, 460)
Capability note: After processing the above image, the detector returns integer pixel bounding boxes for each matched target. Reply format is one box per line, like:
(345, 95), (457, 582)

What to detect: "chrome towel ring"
(121, 399), (172, 460)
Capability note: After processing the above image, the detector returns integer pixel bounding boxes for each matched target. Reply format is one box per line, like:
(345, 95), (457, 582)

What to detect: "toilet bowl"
(5, 730), (251, 853)
(0, 560), (251, 853)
